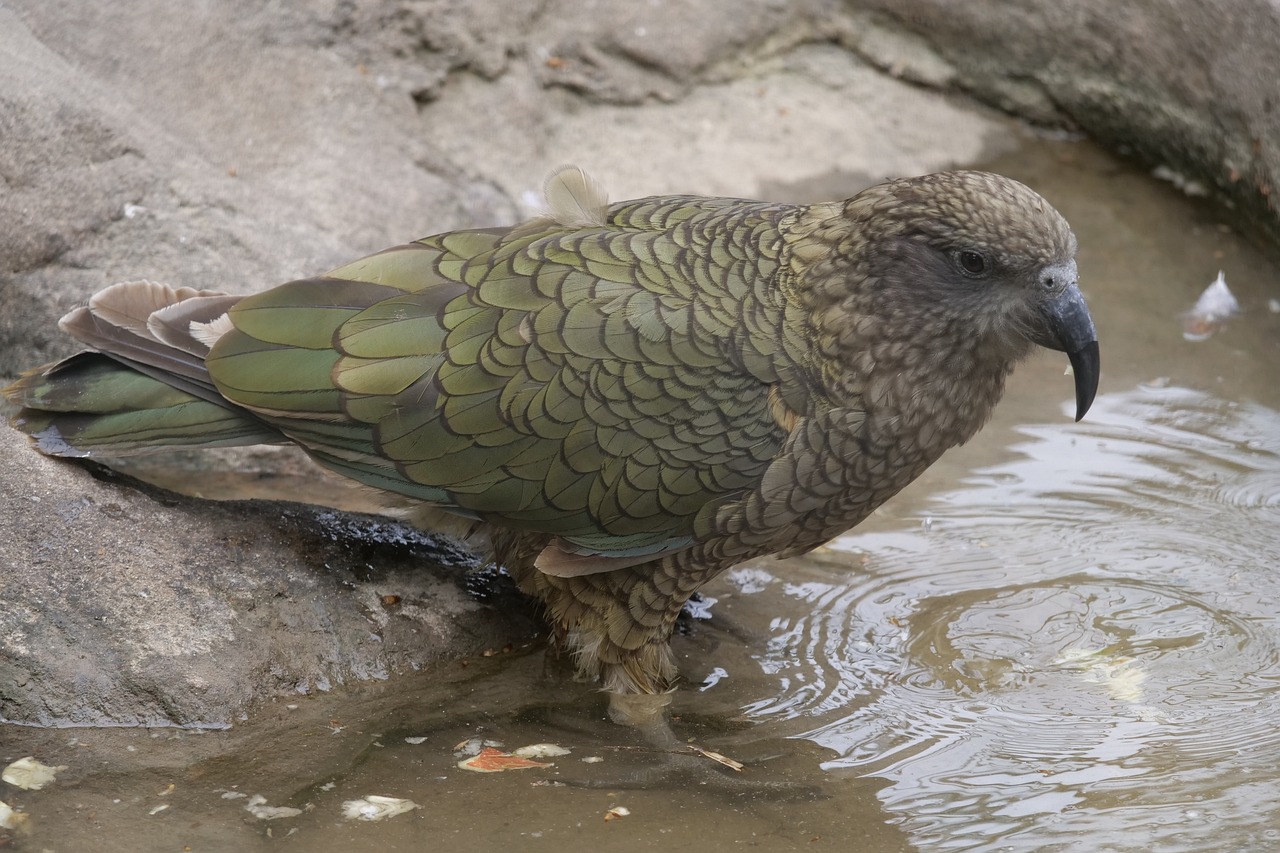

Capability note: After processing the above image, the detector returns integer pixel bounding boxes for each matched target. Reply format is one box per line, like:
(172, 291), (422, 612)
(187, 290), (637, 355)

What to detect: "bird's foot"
(547, 713), (823, 800)
(559, 741), (823, 800)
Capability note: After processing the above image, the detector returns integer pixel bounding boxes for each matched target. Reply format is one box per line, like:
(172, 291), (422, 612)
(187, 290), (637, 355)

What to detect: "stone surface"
(1, 0), (1274, 727)
(846, 0), (1280, 245)
(0, 426), (538, 727)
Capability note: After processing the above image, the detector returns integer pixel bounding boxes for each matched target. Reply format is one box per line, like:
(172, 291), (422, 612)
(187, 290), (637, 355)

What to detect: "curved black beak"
(1067, 339), (1100, 422)
(1030, 265), (1099, 421)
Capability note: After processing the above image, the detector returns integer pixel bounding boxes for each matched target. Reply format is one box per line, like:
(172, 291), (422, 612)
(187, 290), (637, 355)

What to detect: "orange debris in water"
(457, 747), (552, 773)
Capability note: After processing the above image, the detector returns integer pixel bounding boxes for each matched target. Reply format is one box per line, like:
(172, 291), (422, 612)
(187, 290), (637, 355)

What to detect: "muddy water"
(4, 139), (1280, 852)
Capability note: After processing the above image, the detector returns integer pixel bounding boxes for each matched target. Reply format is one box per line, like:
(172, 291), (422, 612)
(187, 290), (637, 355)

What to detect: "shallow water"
(4, 139), (1280, 852)
(741, 386), (1280, 851)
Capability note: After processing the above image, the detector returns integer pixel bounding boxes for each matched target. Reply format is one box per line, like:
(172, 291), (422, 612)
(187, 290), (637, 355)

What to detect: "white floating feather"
(1183, 270), (1240, 341)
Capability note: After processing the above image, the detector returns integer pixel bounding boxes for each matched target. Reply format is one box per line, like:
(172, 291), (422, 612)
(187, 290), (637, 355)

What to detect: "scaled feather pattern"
(5, 166), (1099, 717)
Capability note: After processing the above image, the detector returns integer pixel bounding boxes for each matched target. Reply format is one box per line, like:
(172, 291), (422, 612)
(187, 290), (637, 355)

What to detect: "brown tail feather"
(147, 293), (242, 357)
(56, 280), (243, 395)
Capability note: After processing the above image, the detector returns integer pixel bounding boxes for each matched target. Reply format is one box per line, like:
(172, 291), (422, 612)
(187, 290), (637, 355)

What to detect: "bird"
(5, 166), (1098, 738)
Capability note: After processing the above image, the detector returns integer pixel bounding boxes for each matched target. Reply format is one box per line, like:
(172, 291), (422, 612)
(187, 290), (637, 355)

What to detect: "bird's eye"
(957, 250), (988, 276)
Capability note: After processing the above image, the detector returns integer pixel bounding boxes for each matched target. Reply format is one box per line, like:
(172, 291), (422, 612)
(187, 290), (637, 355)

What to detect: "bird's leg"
(610, 690), (746, 772)
(595, 642), (702, 758)
(607, 690), (674, 728)
(606, 690), (686, 753)
(554, 685), (816, 799)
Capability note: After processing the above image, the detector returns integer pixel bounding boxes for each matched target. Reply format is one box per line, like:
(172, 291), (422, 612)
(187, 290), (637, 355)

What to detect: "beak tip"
(1069, 339), (1101, 422)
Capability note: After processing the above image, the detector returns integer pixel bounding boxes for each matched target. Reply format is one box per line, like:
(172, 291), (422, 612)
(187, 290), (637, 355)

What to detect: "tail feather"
(148, 293), (242, 356)
(5, 281), (282, 457)
(58, 281), (228, 390)
(84, 280), (225, 343)
(7, 353), (282, 456)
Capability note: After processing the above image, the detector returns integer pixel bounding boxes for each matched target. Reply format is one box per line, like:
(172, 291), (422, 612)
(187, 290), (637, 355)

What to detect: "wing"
(206, 195), (801, 569)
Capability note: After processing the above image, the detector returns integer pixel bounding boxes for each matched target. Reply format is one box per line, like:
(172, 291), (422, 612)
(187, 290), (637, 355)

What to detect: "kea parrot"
(6, 167), (1098, 740)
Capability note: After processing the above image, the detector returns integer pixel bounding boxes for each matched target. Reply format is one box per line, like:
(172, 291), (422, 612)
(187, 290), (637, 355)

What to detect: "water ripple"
(745, 386), (1280, 852)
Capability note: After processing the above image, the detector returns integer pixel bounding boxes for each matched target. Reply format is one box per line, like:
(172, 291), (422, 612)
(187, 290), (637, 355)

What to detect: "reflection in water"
(745, 386), (1280, 852)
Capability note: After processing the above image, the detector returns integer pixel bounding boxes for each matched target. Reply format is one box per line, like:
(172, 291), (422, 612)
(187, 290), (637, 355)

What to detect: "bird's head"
(840, 170), (1099, 421)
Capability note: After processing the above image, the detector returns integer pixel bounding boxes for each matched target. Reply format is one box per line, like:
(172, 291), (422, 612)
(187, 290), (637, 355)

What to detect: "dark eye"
(957, 250), (988, 276)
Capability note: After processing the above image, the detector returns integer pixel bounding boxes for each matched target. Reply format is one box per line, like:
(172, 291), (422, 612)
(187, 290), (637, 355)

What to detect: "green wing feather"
(206, 197), (803, 559)
(9, 353), (280, 456)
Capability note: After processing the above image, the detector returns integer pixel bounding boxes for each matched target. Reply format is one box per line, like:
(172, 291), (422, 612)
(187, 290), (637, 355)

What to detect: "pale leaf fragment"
(686, 744), (745, 772)
(0, 800), (30, 832)
(2, 757), (67, 791)
(341, 795), (419, 821)
(244, 794), (303, 821)
(513, 743), (571, 758)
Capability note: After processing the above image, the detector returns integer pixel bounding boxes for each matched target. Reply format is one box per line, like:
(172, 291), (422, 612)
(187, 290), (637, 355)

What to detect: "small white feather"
(543, 165), (609, 228)
(1191, 270), (1240, 320)
(1183, 270), (1240, 341)
(190, 313), (235, 348)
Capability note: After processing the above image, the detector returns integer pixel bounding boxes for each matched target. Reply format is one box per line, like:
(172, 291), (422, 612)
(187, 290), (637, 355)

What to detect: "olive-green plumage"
(6, 167), (1099, 720)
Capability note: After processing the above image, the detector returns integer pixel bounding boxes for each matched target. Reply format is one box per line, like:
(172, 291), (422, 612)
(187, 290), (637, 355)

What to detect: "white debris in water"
(725, 566), (774, 594)
(513, 743), (571, 758)
(148, 804), (169, 816)
(220, 791), (248, 800)
(1183, 271), (1240, 341)
(404, 736), (428, 745)
(1055, 648), (1148, 702)
(341, 795), (420, 821)
(699, 666), (729, 691)
(2, 757), (67, 791)
(0, 800), (30, 832)
(244, 794), (303, 820)
(1102, 666), (1148, 703)
(683, 593), (716, 619)
(452, 737), (504, 757)
(581, 756), (605, 764)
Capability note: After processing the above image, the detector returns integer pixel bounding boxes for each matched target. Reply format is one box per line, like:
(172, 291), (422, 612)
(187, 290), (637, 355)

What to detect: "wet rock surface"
(2, 0), (1276, 728)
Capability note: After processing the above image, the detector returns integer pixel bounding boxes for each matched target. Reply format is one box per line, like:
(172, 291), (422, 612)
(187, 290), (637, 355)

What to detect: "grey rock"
(0, 426), (538, 728)
(0, 2), (515, 377)
(846, 0), (1280, 242)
